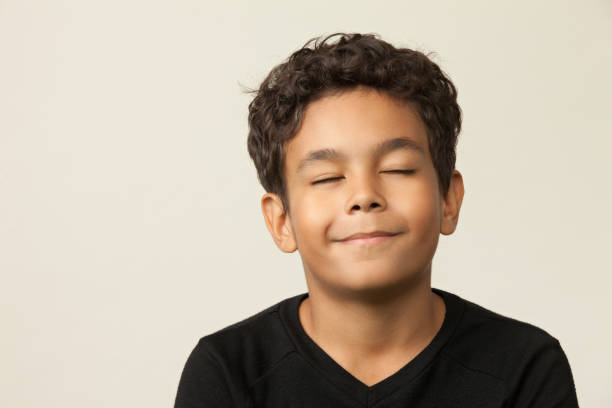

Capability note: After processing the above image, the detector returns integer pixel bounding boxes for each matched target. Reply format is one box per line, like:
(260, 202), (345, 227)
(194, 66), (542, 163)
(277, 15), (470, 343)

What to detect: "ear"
(440, 170), (465, 235)
(261, 193), (298, 253)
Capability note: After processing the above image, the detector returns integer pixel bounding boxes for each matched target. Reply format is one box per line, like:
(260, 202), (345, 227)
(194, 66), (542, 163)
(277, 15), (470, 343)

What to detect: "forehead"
(285, 88), (431, 174)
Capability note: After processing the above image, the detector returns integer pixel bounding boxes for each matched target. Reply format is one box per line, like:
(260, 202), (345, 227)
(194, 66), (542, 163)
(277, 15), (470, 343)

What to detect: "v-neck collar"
(279, 287), (466, 407)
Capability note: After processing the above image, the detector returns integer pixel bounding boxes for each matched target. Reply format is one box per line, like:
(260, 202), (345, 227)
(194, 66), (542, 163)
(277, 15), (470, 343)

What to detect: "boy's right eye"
(312, 177), (343, 185)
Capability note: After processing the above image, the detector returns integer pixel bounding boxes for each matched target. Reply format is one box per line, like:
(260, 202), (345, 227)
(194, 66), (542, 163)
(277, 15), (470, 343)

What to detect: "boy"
(174, 33), (579, 407)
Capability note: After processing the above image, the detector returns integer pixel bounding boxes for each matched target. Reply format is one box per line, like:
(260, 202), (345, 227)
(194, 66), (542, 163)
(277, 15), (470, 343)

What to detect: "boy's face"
(262, 86), (463, 299)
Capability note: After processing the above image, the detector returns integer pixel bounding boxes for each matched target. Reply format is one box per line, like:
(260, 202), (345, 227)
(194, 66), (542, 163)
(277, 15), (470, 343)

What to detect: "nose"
(344, 173), (387, 213)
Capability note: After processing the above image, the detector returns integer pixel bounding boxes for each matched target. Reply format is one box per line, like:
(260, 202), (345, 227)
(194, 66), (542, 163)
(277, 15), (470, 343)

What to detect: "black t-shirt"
(174, 287), (579, 407)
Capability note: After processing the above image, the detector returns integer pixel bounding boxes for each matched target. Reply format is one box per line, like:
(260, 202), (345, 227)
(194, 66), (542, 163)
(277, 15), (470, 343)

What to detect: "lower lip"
(341, 234), (397, 246)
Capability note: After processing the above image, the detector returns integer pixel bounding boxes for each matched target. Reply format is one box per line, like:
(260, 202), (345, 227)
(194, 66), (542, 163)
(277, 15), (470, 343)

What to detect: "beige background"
(1, 1), (610, 406)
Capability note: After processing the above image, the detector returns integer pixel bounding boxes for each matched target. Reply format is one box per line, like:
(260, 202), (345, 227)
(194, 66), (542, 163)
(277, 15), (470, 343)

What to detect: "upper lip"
(340, 230), (398, 241)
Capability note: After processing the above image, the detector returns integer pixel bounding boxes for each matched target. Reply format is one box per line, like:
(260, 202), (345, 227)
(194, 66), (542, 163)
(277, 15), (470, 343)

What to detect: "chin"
(328, 267), (417, 300)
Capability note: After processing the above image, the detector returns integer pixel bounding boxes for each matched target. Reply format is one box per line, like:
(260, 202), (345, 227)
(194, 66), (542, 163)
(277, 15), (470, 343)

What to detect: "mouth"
(338, 231), (400, 246)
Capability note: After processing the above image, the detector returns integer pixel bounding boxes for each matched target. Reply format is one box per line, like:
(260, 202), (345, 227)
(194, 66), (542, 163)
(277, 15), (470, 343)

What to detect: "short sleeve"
(505, 338), (579, 408)
(174, 339), (235, 408)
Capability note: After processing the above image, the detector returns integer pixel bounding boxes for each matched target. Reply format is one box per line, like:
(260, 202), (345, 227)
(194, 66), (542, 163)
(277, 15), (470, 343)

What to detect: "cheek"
(300, 189), (335, 216)
(292, 193), (335, 241)
(399, 181), (441, 236)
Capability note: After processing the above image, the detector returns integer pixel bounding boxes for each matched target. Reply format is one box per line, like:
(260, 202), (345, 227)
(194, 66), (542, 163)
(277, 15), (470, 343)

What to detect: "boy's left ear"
(440, 170), (465, 235)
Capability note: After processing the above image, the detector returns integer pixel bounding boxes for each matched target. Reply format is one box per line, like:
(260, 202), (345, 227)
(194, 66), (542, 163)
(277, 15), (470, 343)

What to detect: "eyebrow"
(295, 137), (425, 174)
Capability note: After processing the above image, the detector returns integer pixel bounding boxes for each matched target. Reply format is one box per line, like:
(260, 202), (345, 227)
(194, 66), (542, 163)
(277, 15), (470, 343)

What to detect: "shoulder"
(185, 294), (300, 385)
(202, 294), (297, 360)
(444, 293), (562, 375)
(175, 295), (302, 407)
(453, 293), (559, 346)
(441, 292), (578, 406)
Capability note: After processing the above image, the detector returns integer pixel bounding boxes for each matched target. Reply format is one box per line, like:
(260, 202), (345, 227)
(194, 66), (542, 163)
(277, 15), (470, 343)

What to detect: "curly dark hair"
(246, 32), (461, 215)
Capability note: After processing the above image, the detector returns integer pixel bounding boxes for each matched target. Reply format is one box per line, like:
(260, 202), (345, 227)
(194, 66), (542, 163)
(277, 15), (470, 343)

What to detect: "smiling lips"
(339, 231), (399, 246)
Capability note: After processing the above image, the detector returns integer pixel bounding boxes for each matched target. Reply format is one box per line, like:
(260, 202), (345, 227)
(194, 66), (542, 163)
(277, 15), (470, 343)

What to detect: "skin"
(261, 85), (465, 387)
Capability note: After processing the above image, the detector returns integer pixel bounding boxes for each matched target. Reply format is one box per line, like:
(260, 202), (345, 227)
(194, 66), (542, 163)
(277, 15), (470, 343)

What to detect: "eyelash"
(312, 170), (415, 185)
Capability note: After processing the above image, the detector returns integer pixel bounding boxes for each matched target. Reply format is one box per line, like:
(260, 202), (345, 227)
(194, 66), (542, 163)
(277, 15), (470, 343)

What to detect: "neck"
(298, 267), (445, 364)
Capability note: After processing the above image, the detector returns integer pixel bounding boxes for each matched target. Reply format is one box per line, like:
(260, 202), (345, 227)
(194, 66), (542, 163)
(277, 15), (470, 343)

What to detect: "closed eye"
(385, 169), (415, 175)
(311, 170), (415, 185)
(312, 177), (343, 185)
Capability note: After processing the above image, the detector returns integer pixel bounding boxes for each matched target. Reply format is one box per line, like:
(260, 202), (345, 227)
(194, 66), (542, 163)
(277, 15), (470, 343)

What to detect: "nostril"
(351, 202), (381, 211)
